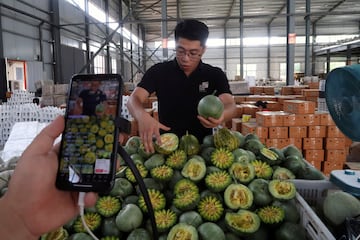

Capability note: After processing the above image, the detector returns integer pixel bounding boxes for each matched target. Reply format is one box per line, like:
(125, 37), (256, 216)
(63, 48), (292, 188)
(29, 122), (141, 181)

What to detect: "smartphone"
(56, 74), (122, 192)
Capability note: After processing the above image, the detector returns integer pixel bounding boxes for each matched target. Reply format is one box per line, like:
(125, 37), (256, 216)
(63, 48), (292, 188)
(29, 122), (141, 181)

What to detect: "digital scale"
(329, 169), (360, 197)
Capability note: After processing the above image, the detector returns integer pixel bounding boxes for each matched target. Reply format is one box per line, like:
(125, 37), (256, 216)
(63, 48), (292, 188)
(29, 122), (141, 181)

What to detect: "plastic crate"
(294, 179), (339, 240)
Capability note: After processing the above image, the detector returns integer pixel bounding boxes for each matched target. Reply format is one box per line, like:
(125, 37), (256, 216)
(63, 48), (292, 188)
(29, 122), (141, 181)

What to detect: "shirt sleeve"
(213, 66), (232, 96)
(137, 64), (159, 94)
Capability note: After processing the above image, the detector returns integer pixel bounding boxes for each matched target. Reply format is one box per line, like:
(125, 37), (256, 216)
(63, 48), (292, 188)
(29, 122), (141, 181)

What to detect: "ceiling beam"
(313, 0), (346, 24)
(268, 3), (286, 25)
(224, 0), (237, 24)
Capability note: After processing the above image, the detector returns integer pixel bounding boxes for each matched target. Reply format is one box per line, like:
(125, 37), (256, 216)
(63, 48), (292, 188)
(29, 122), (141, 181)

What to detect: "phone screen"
(56, 74), (122, 192)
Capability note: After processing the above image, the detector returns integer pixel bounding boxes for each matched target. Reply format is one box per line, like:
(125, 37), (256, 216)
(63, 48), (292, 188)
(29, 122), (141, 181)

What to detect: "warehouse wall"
(0, 0), (358, 90)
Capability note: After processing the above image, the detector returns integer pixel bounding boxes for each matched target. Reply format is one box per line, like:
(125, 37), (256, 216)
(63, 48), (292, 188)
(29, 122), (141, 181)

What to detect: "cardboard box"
(289, 126), (307, 138)
(317, 111), (336, 126)
(324, 138), (346, 150)
(325, 150), (347, 162)
(288, 138), (302, 150)
(303, 138), (323, 150)
(266, 101), (282, 111)
(326, 126), (345, 138)
(238, 104), (259, 117)
(256, 111), (288, 127)
(241, 122), (268, 139)
(263, 86), (275, 95)
(322, 161), (344, 176)
(235, 105), (244, 117)
(265, 138), (290, 149)
(283, 100), (316, 114)
(306, 159), (322, 171)
(308, 126), (326, 138)
(297, 114), (320, 126)
(269, 126), (288, 139)
(283, 114), (297, 126)
(301, 89), (319, 97)
(304, 149), (324, 162)
(231, 118), (242, 131)
(233, 96), (247, 104)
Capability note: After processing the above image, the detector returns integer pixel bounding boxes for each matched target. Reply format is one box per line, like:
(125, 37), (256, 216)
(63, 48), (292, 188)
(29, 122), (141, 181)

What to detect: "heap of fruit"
(18, 128), (327, 239)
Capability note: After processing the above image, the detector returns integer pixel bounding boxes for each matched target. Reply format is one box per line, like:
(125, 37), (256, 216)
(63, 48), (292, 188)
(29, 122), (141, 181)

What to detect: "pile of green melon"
(2, 127), (356, 240)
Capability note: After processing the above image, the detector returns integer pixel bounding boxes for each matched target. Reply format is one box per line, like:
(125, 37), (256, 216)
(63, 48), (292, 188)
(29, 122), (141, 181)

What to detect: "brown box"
(263, 86), (275, 95)
(324, 137), (346, 150)
(269, 127), (288, 139)
(238, 104), (258, 117)
(233, 96), (247, 104)
(234, 105), (244, 117)
(288, 138), (302, 150)
(325, 150), (347, 162)
(283, 114), (297, 126)
(289, 126), (307, 138)
(231, 118), (242, 131)
(294, 114), (320, 126)
(283, 100), (316, 114)
(322, 161), (344, 176)
(303, 138), (323, 150)
(280, 86), (294, 95)
(301, 89), (319, 97)
(241, 122), (268, 139)
(256, 111), (289, 127)
(265, 138), (290, 149)
(326, 126), (346, 138)
(304, 149), (324, 162)
(292, 86), (308, 95)
(308, 126), (326, 138)
(308, 82), (320, 89)
(306, 159), (323, 171)
(317, 111), (336, 126)
(266, 101), (282, 111)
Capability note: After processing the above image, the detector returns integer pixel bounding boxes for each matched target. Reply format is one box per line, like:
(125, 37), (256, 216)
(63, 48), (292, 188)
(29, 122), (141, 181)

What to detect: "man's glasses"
(174, 47), (202, 60)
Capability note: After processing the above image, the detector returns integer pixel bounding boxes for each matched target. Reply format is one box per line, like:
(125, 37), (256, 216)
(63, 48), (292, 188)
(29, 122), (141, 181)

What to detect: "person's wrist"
(0, 197), (38, 240)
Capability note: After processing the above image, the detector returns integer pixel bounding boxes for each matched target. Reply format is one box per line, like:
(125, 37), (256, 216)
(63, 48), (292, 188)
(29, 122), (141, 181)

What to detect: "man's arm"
(219, 92), (236, 122)
(126, 87), (170, 153)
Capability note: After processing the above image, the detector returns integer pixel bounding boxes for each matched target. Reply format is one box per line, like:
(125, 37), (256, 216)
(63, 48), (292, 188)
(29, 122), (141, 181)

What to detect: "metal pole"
(305, 0), (311, 76)
(239, 0), (244, 80)
(161, 0), (168, 60)
(286, 0), (295, 85)
(50, 0), (63, 83)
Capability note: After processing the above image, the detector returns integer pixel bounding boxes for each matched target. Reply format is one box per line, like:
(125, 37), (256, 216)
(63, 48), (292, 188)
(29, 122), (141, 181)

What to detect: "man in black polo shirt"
(127, 19), (236, 153)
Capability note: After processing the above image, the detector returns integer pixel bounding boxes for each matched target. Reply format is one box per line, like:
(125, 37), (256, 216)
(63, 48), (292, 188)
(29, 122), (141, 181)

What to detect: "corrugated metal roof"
(123, 0), (360, 41)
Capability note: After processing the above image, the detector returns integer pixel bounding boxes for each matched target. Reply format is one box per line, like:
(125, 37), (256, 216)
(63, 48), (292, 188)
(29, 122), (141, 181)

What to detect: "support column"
(118, 0), (125, 77)
(286, 0), (296, 85)
(326, 50), (331, 73)
(305, 0), (311, 76)
(311, 23), (317, 76)
(0, 7), (6, 102)
(50, 0), (63, 83)
(84, 0), (91, 73)
(161, 0), (168, 60)
(105, 0), (111, 73)
(346, 45), (352, 65)
(239, 0), (244, 79)
(267, 25), (271, 79)
(223, 27), (227, 75)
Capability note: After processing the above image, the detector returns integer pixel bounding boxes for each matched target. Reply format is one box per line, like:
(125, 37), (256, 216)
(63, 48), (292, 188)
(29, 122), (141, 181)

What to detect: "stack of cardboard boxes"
(232, 99), (351, 176)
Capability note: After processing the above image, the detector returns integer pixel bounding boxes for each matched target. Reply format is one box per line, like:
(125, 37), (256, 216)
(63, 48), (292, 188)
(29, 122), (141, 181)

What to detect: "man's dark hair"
(174, 19), (209, 46)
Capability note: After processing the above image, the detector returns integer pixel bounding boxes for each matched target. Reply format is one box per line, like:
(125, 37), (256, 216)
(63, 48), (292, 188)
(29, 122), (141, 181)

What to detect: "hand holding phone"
(56, 74), (122, 193)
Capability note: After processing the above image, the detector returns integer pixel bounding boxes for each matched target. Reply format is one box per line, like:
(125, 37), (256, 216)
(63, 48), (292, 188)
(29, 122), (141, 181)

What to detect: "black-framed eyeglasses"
(174, 47), (202, 60)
